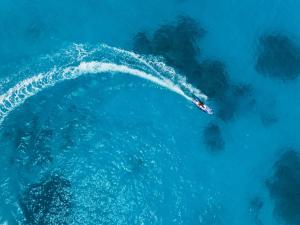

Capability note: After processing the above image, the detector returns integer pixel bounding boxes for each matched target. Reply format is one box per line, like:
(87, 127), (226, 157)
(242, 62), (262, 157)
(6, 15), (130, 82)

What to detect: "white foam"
(76, 61), (189, 99)
(0, 44), (207, 124)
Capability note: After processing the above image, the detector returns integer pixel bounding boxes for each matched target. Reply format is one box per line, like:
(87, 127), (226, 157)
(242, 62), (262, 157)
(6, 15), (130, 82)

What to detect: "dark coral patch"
(19, 174), (72, 225)
(192, 62), (256, 122)
(216, 97), (237, 121)
(256, 34), (300, 80)
(152, 17), (204, 73)
(133, 16), (205, 74)
(266, 149), (300, 225)
(133, 32), (153, 55)
(216, 83), (255, 121)
(231, 84), (256, 110)
(192, 60), (229, 100)
(203, 123), (225, 152)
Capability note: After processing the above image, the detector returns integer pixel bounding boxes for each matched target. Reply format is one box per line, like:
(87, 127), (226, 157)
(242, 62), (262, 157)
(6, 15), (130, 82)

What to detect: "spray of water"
(0, 44), (207, 124)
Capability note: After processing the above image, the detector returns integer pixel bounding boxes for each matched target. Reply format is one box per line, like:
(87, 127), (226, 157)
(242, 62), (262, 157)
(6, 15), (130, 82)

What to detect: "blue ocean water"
(0, 0), (300, 224)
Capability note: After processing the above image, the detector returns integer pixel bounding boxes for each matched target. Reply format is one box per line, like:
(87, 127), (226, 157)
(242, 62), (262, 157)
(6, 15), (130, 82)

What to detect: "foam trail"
(77, 62), (190, 98)
(0, 62), (192, 123)
(0, 44), (206, 124)
(72, 44), (207, 102)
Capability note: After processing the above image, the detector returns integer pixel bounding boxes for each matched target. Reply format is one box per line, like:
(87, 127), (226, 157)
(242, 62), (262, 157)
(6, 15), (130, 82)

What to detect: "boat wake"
(0, 43), (207, 124)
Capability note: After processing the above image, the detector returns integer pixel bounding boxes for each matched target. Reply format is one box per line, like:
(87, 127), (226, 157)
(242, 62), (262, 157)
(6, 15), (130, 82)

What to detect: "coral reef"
(19, 174), (72, 225)
(266, 149), (300, 225)
(256, 34), (300, 80)
(203, 123), (225, 152)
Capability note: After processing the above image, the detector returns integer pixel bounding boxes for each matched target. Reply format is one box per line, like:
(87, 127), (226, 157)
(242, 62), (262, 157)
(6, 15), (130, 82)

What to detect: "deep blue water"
(0, 0), (300, 224)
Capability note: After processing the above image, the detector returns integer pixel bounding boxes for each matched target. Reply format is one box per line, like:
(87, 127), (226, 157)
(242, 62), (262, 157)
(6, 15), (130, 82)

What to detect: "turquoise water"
(0, 0), (300, 224)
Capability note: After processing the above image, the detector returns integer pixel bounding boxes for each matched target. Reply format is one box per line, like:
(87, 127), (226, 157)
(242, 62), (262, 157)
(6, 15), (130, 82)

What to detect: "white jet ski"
(192, 97), (213, 115)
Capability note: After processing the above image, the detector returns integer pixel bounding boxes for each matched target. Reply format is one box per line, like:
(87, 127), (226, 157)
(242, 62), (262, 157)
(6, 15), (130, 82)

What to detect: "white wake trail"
(77, 62), (190, 99)
(0, 44), (207, 124)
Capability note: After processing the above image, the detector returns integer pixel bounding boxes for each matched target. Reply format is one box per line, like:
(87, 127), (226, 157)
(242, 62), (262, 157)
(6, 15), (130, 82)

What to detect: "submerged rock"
(203, 123), (225, 152)
(19, 174), (72, 225)
(256, 34), (300, 80)
(266, 149), (300, 225)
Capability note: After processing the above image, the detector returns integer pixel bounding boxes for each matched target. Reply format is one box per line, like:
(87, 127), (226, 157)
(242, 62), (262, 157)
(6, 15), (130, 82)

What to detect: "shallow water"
(0, 0), (300, 225)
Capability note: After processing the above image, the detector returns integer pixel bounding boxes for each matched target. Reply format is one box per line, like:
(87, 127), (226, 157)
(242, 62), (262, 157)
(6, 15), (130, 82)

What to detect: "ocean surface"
(0, 0), (300, 224)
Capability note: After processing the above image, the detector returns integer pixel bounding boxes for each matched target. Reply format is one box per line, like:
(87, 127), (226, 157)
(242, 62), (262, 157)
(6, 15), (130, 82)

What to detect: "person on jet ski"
(193, 96), (213, 115)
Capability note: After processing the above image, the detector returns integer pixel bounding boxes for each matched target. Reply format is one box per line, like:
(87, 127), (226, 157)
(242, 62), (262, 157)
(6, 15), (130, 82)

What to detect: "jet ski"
(192, 96), (213, 115)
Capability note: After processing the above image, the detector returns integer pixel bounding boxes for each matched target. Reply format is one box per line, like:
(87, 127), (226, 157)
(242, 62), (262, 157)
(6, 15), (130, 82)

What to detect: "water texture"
(0, 0), (299, 225)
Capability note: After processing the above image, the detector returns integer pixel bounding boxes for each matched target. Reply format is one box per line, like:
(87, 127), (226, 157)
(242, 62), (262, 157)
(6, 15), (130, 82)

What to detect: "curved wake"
(0, 44), (207, 124)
